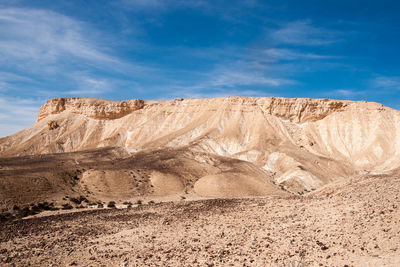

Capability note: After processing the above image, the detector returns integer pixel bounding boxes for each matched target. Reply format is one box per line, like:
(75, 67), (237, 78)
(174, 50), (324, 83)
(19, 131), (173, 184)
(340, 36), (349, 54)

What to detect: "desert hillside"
(1, 97), (400, 201)
(1, 96), (400, 266)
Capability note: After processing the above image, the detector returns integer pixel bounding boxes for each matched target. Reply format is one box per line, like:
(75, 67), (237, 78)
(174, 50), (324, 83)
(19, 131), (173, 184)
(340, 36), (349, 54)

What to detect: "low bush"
(0, 212), (14, 222)
(107, 201), (116, 208)
(37, 202), (54, 211)
(30, 205), (41, 215)
(69, 197), (81, 204)
(62, 203), (73, 210)
(18, 207), (30, 217)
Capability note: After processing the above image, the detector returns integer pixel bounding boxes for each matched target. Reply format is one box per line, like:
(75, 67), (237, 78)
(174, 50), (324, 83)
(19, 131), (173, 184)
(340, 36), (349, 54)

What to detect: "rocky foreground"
(1, 174), (399, 267)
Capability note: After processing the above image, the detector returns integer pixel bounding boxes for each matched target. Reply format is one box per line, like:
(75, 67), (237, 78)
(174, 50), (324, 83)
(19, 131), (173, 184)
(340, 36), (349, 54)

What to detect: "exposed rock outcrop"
(0, 96), (398, 195)
(36, 97), (145, 122)
(34, 97), (364, 123)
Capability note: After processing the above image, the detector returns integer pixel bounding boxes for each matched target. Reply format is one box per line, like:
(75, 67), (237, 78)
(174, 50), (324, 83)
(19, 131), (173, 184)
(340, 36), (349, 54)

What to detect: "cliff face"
(0, 96), (398, 194)
(255, 97), (350, 122)
(36, 98), (145, 122)
(35, 96), (353, 123)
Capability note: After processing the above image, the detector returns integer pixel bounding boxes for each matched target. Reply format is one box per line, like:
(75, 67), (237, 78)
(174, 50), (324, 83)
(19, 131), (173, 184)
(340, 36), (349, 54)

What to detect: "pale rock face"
(36, 97), (145, 121)
(0, 96), (398, 192)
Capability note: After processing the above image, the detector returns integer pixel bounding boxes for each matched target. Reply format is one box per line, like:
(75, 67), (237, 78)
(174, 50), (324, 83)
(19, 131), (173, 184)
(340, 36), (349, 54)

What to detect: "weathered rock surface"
(36, 97), (145, 121)
(1, 97), (399, 193)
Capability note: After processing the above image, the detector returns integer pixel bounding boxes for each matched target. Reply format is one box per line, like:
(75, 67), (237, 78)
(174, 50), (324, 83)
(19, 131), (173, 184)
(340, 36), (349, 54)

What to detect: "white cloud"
(263, 48), (332, 61)
(153, 65), (295, 101)
(121, 0), (207, 10)
(0, 96), (43, 137)
(332, 89), (365, 97)
(271, 20), (340, 46)
(209, 69), (294, 87)
(65, 74), (113, 96)
(371, 76), (400, 90)
(0, 7), (150, 76)
(124, 0), (165, 8)
(0, 71), (34, 82)
(0, 8), (113, 66)
(334, 89), (357, 96)
(163, 88), (273, 100)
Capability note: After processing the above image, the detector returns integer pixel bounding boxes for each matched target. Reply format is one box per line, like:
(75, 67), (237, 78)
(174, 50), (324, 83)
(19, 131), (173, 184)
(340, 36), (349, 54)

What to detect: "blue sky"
(0, 0), (399, 137)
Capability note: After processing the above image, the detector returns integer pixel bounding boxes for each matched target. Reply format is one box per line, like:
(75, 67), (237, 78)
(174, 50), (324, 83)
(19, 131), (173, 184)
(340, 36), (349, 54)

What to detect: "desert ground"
(1, 173), (399, 267)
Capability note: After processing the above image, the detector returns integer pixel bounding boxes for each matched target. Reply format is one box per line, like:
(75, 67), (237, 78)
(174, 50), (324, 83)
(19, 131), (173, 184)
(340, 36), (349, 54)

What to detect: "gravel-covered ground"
(1, 174), (399, 267)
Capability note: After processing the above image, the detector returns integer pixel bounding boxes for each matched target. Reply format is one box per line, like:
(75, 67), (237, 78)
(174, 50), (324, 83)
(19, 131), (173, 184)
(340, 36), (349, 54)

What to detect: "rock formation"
(0, 96), (399, 208)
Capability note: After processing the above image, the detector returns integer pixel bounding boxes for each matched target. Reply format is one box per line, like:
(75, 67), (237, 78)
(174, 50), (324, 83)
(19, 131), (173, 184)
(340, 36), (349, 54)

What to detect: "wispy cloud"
(263, 48), (333, 61)
(0, 6), (156, 136)
(123, 0), (165, 8)
(152, 65), (296, 100)
(0, 6), (158, 100)
(371, 76), (400, 90)
(164, 88), (273, 100)
(0, 96), (43, 137)
(121, 0), (207, 11)
(332, 89), (365, 97)
(207, 68), (294, 88)
(0, 7), (151, 82)
(271, 20), (340, 46)
(65, 77), (112, 96)
(0, 8), (119, 69)
(120, 0), (261, 24)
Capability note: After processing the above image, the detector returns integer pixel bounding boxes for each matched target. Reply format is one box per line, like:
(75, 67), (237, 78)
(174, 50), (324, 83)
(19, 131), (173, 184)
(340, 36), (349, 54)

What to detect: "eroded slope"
(0, 96), (399, 203)
(0, 146), (285, 213)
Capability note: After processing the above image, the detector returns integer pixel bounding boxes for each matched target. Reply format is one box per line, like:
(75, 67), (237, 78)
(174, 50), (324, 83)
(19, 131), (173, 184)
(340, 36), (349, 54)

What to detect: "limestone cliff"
(0, 96), (398, 194)
(35, 96), (357, 123)
(36, 97), (145, 122)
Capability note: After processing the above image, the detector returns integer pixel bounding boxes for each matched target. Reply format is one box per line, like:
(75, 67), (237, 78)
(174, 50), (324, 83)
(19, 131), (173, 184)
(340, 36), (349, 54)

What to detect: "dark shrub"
(69, 197), (81, 204)
(62, 203), (73, 210)
(79, 196), (88, 203)
(0, 212), (14, 222)
(29, 205), (41, 215)
(107, 201), (116, 208)
(19, 207), (30, 217)
(37, 202), (53, 211)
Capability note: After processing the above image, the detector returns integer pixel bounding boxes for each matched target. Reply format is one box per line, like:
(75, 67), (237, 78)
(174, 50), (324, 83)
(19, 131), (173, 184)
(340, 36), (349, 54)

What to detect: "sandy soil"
(1, 174), (399, 267)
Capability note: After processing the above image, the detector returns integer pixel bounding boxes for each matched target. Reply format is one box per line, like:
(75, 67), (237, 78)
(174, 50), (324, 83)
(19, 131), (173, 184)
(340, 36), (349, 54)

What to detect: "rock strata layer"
(0, 96), (398, 197)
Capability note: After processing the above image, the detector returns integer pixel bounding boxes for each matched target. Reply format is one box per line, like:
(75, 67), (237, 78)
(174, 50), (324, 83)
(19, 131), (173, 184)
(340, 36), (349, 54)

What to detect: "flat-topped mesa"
(166, 97), (384, 123)
(35, 96), (386, 123)
(206, 96), (386, 122)
(36, 97), (145, 122)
